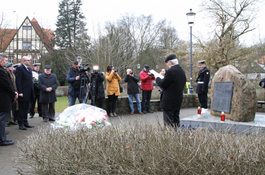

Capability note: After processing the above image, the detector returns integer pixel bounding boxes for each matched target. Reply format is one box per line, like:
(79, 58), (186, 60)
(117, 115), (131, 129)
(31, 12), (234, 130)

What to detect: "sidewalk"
(0, 107), (202, 174)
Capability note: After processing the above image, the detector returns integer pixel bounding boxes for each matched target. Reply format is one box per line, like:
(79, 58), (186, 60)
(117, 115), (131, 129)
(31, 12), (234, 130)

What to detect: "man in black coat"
(29, 63), (43, 118)
(156, 54), (186, 128)
(89, 65), (105, 108)
(0, 54), (18, 146)
(124, 68), (143, 114)
(15, 56), (35, 130)
(38, 65), (58, 122)
(195, 60), (210, 113)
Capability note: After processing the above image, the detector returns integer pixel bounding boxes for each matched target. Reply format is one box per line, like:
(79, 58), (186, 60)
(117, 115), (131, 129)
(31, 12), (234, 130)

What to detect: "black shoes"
(43, 118), (48, 122)
(19, 126), (27, 130)
(147, 110), (153, 113)
(29, 115), (34, 118)
(143, 111), (147, 114)
(24, 124), (34, 128)
(49, 118), (55, 121)
(9, 121), (18, 125)
(0, 140), (14, 146)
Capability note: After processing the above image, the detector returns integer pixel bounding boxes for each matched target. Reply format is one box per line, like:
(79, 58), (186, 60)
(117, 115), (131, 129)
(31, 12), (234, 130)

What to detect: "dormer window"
(23, 26), (31, 30)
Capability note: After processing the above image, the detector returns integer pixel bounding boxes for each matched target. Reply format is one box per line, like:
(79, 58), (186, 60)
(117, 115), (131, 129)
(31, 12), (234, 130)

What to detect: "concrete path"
(0, 108), (196, 175)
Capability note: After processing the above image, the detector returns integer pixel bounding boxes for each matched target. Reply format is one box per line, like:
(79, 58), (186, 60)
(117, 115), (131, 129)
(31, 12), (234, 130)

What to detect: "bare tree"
(198, 0), (262, 70)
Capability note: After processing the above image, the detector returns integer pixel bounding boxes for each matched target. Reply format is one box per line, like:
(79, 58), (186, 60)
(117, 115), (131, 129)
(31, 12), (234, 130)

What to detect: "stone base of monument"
(180, 111), (265, 134)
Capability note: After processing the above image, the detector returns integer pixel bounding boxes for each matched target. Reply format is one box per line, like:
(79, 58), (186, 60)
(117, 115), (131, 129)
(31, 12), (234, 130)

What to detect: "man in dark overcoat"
(89, 65), (105, 108)
(15, 56), (35, 130)
(0, 54), (18, 146)
(195, 60), (210, 113)
(156, 54), (186, 128)
(38, 65), (58, 122)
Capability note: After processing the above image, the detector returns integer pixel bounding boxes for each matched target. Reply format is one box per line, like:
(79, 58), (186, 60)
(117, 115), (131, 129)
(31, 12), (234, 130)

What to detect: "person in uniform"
(29, 63), (43, 118)
(195, 60), (210, 113)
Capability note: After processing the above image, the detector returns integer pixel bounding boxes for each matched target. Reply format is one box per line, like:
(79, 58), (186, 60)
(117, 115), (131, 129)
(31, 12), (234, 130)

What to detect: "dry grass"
(15, 120), (265, 175)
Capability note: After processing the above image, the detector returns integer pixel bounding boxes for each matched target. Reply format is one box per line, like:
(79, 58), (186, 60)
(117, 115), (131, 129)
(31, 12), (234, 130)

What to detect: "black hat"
(33, 63), (41, 66)
(165, 54), (177, 62)
(144, 65), (150, 70)
(44, 65), (51, 69)
(198, 60), (206, 64)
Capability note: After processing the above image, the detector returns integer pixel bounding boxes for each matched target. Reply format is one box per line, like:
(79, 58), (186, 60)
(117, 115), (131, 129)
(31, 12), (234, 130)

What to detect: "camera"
(79, 63), (90, 73)
(130, 71), (133, 75)
(114, 70), (117, 73)
(149, 73), (154, 76)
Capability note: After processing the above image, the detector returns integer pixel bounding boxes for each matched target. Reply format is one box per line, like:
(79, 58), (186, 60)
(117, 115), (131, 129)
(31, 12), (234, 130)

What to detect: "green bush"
(16, 121), (265, 174)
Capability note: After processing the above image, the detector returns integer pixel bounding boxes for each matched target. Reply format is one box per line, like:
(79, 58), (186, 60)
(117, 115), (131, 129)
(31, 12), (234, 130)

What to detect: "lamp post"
(186, 9), (196, 94)
(13, 10), (18, 63)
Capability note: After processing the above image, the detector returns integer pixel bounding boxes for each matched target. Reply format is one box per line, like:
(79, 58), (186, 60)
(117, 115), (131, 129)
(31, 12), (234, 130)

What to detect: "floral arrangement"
(52, 104), (111, 129)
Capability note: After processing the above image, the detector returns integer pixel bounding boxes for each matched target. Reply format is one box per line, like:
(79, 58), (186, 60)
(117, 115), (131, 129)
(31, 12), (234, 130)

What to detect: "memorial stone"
(211, 65), (256, 122)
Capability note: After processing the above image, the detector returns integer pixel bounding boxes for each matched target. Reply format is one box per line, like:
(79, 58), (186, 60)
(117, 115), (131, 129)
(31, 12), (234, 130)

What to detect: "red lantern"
(221, 112), (225, 121)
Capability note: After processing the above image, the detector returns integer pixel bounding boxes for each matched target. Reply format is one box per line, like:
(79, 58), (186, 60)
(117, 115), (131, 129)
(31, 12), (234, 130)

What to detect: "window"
(23, 42), (32, 50)
(23, 26), (31, 30)
(33, 56), (37, 64)
(10, 56), (14, 63)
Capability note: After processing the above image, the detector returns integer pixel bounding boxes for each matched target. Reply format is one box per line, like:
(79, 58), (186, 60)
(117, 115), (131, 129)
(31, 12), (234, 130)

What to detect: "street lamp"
(186, 8), (196, 94)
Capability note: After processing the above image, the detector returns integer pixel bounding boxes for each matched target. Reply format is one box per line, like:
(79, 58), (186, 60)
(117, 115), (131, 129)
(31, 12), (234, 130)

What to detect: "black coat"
(124, 74), (140, 94)
(38, 73), (58, 103)
(0, 66), (16, 112)
(195, 66), (210, 94)
(156, 64), (186, 111)
(15, 64), (34, 101)
(89, 72), (105, 100)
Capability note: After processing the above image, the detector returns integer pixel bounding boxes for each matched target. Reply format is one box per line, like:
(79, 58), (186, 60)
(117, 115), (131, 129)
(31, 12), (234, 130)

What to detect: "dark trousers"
(18, 101), (30, 127)
(29, 94), (42, 117)
(42, 103), (55, 119)
(108, 94), (118, 113)
(94, 98), (103, 108)
(0, 112), (9, 142)
(198, 93), (208, 108)
(142, 90), (152, 111)
(163, 110), (180, 128)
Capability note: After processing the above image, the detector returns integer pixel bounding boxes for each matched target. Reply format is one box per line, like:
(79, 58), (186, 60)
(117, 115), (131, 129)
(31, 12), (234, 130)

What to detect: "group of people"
(0, 54), (58, 146)
(0, 52), (210, 146)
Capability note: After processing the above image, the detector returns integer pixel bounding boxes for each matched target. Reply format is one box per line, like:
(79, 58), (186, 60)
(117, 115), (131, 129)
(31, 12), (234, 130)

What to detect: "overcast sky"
(1, 0), (265, 45)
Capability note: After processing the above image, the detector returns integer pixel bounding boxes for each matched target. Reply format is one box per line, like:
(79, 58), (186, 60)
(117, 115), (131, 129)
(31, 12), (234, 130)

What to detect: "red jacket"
(140, 69), (155, 91)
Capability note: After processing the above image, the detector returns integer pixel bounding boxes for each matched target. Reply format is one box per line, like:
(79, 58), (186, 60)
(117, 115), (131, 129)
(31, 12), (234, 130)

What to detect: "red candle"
(221, 112), (225, 121)
(198, 107), (201, 115)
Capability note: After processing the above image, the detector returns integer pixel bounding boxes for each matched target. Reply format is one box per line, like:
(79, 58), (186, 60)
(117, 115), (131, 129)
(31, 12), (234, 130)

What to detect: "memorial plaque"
(212, 82), (234, 113)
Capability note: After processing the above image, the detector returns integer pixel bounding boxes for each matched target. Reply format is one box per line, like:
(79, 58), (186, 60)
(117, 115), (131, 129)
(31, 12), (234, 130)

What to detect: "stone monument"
(211, 65), (257, 122)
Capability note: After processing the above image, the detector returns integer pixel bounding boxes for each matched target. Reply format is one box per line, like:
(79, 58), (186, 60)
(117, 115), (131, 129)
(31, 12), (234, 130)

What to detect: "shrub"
(15, 121), (265, 174)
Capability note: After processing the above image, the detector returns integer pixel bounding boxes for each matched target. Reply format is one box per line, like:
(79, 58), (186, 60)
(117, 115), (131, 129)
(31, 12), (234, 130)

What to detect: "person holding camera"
(125, 69), (143, 115)
(140, 65), (155, 114)
(67, 61), (90, 106)
(106, 65), (121, 117)
(89, 65), (105, 108)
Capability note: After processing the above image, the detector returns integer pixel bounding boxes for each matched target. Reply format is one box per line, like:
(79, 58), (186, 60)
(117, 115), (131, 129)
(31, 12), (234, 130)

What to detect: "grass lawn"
(55, 96), (69, 112)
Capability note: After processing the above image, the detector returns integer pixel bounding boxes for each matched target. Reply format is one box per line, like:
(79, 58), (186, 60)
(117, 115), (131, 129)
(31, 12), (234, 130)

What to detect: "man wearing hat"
(5, 63), (18, 126)
(156, 54), (186, 128)
(140, 65), (155, 114)
(195, 60), (210, 113)
(29, 63), (43, 118)
(38, 65), (58, 122)
(15, 56), (35, 130)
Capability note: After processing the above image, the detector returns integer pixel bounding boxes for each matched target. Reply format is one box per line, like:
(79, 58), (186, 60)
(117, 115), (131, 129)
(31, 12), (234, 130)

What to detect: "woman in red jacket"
(140, 65), (155, 114)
